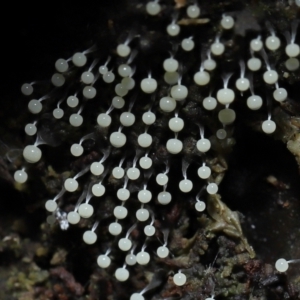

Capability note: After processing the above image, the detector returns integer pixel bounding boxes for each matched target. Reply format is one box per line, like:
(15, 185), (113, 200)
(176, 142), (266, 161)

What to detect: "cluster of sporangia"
(12, 0), (300, 299)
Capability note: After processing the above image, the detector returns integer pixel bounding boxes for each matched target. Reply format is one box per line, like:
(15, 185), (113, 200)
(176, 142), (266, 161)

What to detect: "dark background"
(0, 1), (124, 96)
